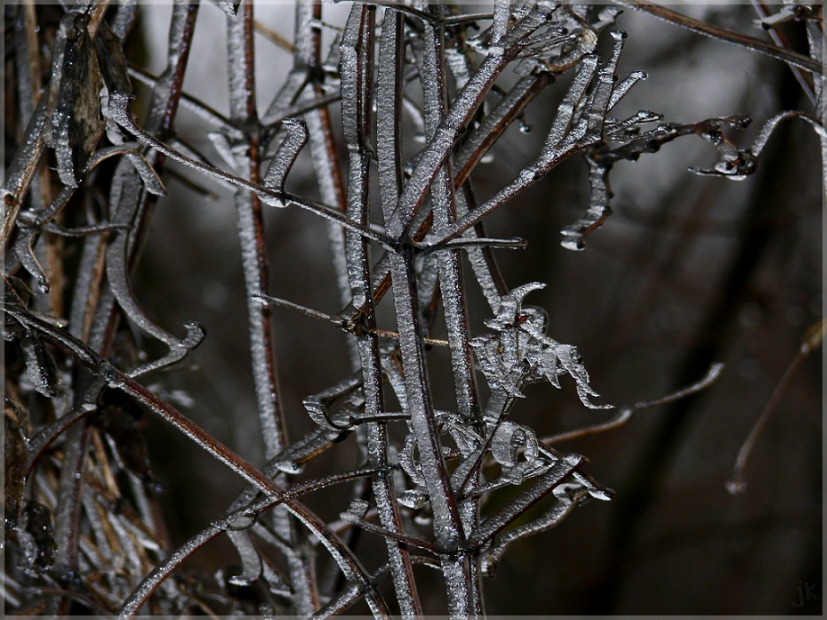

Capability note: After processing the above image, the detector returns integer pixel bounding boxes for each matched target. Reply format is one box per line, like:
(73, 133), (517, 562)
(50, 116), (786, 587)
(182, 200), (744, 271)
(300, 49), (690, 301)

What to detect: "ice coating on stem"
(392, 2), (561, 239)
(481, 481), (584, 575)
(608, 70), (647, 110)
(340, 6), (422, 616)
(421, 18), (481, 431)
(106, 92), (394, 248)
(473, 454), (583, 546)
(262, 118), (309, 206)
(105, 192), (205, 379)
(427, 45), (613, 245)
(4, 1), (770, 615)
(226, 529), (263, 586)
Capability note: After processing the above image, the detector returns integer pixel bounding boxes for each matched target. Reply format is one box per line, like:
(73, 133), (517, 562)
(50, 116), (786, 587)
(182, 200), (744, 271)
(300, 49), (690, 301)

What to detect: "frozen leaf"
(125, 152), (165, 195)
(7, 227), (49, 293)
(45, 13), (104, 187)
(484, 282), (546, 332)
(475, 283), (610, 409)
(608, 70), (647, 111)
(17, 501), (56, 575)
(224, 509), (287, 595)
(268, 427), (347, 475)
(81, 143), (164, 195)
(439, 412), (483, 458)
(470, 333), (526, 398)
(559, 345), (601, 401)
(94, 20), (132, 96)
(302, 373), (363, 431)
(96, 20), (133, 145)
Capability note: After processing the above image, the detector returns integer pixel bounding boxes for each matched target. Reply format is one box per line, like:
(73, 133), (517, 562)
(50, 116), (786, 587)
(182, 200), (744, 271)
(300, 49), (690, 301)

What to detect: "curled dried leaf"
(45, 13), (104, 187)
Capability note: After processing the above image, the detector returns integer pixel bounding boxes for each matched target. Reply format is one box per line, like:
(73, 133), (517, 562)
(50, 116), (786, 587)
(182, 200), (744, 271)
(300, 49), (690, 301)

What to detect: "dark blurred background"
(125, 3), (821, 614)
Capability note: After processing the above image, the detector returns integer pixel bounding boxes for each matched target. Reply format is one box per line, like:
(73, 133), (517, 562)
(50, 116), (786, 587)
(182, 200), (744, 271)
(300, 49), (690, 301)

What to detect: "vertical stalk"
(342, 6), (421, 616)
(13, 3), (61, 316)
(225, 2), (317, 612)
(226, 1), (286, 459)
(419, 15), (484, 615)
(420, 21), (481, 433)
(373, 9), (472, 612)
(293, 0), (355, 360)
(803, 15), (826, 193)
(387, 248), (472, 617)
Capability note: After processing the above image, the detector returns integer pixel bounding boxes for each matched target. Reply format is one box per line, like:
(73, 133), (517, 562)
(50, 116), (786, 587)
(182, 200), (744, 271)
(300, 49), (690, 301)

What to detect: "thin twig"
(727, 321), (824, 494)
(610, 0), (824, 74)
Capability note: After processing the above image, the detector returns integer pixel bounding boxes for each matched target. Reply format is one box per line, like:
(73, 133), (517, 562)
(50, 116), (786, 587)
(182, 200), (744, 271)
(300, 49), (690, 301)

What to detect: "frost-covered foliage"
(2, 1), (823, 617)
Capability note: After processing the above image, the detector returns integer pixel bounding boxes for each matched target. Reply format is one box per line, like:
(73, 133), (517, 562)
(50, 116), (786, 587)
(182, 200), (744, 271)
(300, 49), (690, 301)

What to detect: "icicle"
(560, 160), (612, 250)
(608, 70), (647, 111)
